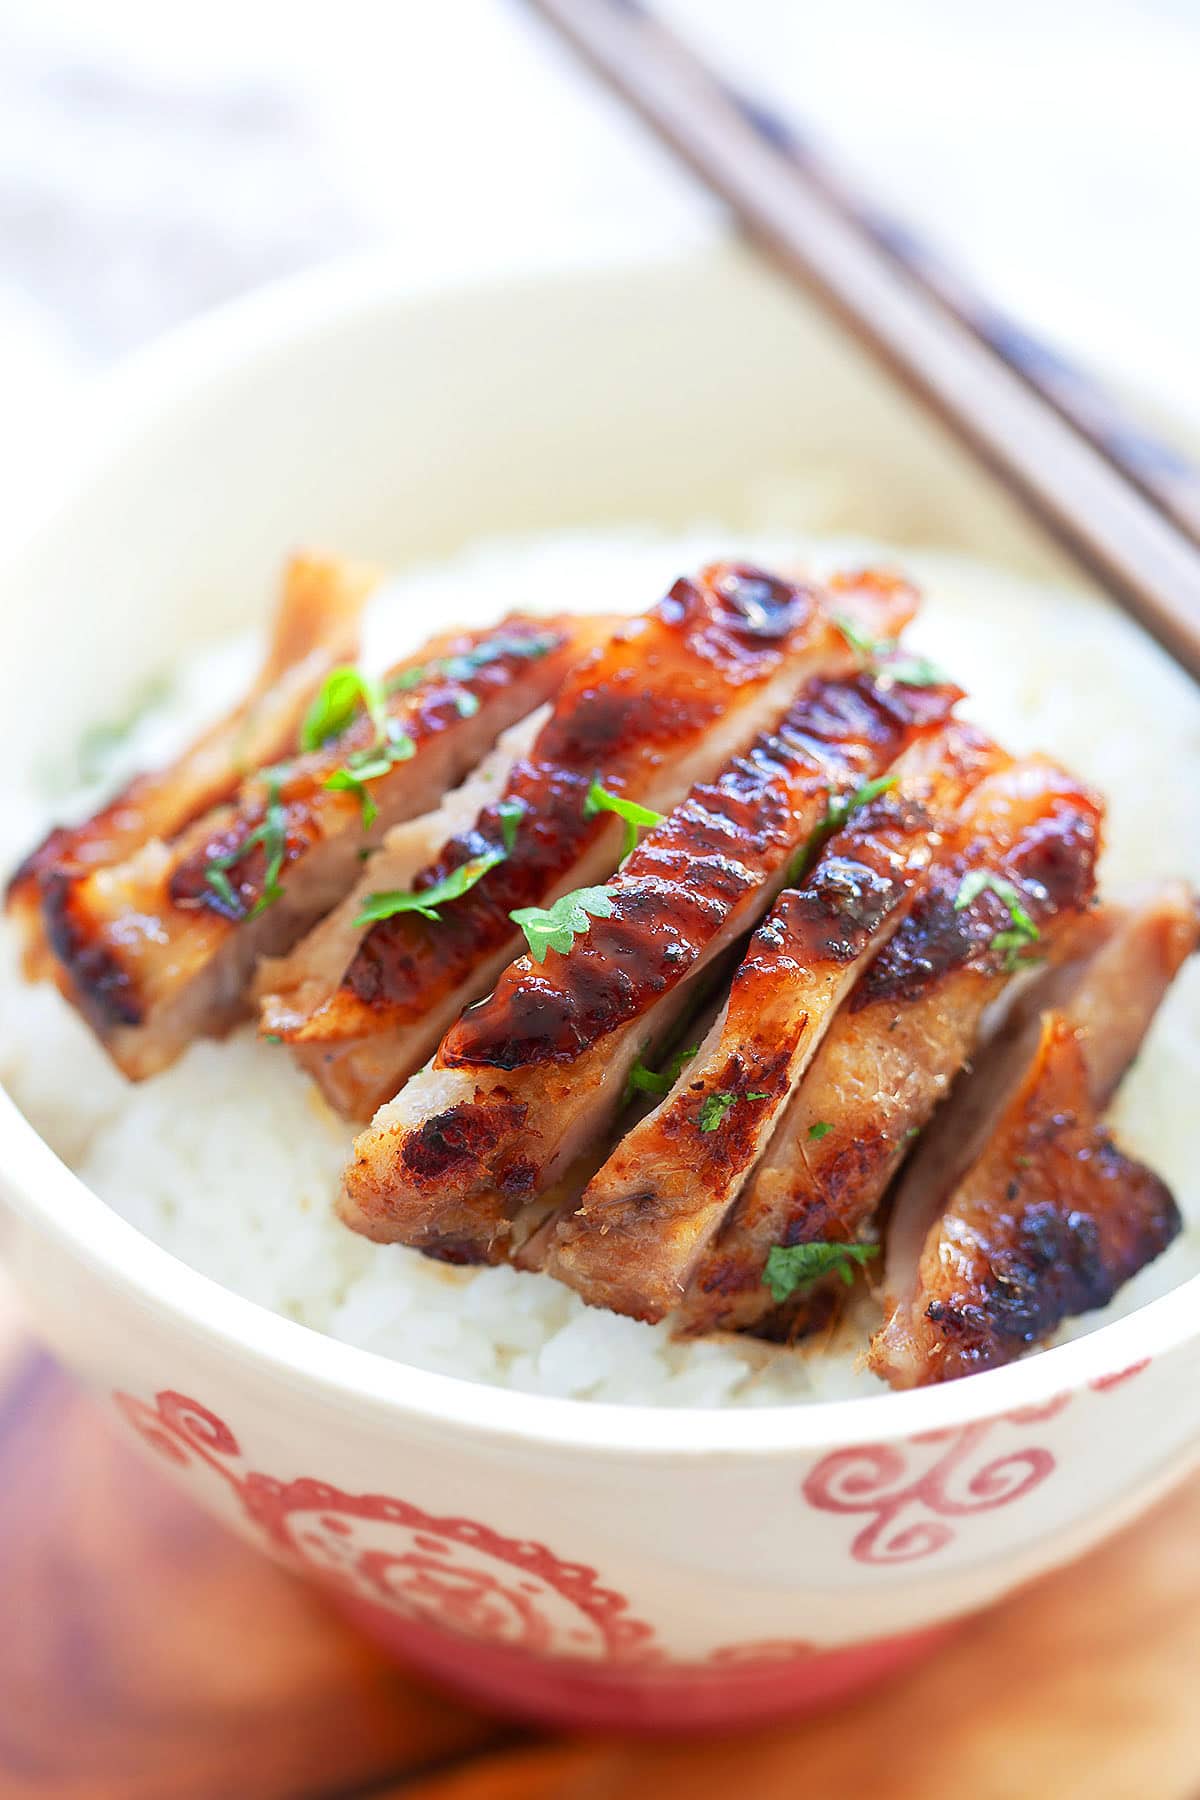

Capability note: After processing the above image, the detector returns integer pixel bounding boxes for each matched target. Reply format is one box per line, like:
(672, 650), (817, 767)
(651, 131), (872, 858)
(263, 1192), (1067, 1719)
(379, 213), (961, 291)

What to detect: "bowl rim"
(2, 243), (1196, 1461)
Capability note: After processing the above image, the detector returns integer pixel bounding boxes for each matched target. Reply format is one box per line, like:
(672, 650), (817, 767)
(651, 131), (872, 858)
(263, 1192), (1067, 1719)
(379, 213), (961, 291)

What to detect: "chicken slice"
(678, 754), (1105, 1336)
(340, 658), (962, 1258)
(258, 707), (547, 1035)
(33, 613), (598, 1078)
(871, 883), (1199, 1387)
(286, 563), (920, 1120)
(7, 551), (375, 979)
(543, 720), (1004, 1320)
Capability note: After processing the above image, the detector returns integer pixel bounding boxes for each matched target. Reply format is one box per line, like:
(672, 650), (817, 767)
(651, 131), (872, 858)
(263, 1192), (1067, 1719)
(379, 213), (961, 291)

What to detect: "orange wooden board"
(2, 1340), (1199, 1800)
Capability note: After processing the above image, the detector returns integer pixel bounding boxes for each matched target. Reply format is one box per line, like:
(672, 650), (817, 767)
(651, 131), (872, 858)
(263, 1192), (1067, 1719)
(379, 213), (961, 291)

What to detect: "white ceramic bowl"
(2, 246), (1198, 1732)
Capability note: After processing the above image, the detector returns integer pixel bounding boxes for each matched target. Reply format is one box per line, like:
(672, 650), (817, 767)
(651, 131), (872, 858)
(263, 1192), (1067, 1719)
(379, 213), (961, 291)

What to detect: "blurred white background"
(2, 0), (1198, 463)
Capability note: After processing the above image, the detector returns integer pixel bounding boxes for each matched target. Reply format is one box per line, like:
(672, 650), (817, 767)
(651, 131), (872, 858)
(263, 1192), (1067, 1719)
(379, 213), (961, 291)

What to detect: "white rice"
(2, 523), (1198, 1407)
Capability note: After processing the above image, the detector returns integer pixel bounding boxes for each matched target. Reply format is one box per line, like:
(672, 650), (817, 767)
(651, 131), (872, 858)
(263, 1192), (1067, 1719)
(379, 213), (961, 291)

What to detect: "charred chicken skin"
(15, 598), (603, 1077)
(542, 721), (1003, 1319)
(340, 660), (964, 1259)
(8, 551), (375, 982)
(871, 885), (1198, 1386)
(679, 755), (1105, 1337)
(284, 564), (918, 1120)
(12, 553), (1195, 1393)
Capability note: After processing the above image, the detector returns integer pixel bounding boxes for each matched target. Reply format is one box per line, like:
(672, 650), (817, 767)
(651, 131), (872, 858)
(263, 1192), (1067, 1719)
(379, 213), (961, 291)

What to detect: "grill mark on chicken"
(542, 722), (1001, 1320)
(443, 677), (963, 1072)
(338, 661), (967, 1261)
(25, 613), (593, 1078)
(168, 618), (577, 922)
(6, 552), (375, 983)
(677, 756), (1104, 1337)
(872, 1019), (1180, 1386)
(288, 563), (921, 1119)
(256, 710), (546, 1039)
(871, 883), (1199, 1387)
(338, 684), (978, 1267)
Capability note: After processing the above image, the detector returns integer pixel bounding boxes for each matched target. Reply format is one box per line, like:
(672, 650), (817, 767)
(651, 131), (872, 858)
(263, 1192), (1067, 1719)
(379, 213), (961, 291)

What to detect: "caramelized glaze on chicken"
(543, 721), (1002, 1320)
(284, 564), (918, 1119)
(11, 551), (1196, 1394)
(7, 552), (375, 982)
(679, 755), (1105, 1336)
(340, 660), (962, 1259)
(871, 885), (1199, 1386)
(16, 601), (601, 1077)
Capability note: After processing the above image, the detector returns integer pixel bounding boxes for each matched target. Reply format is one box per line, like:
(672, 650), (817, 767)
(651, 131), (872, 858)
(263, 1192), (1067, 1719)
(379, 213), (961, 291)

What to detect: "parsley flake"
(699, 1091), (738, 1132)
(324, 714), (416, 828)
(583, 778), (665, 858)
(626, 1045), (699, 1101)
(886, 653), (947, 687)
(762, 1240), (878, 1303)
(300, 666), (384, 752)
(386, 629), (560, 696)
(954, 870), (1041, 970)
(833, 613), (947, 688)
(808, 1120), (834, 1141)
(355, 849), (506, 927)
(510, 885), (614, 962)
(496, 797), (526, 853)
(787, 773), (898, 884)
(834, 612), (881, 661)
(204, 774), (289, 919)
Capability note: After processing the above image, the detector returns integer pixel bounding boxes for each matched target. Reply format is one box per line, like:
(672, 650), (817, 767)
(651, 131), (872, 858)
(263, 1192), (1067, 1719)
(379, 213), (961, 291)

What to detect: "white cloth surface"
(1, 0), (1197, 472)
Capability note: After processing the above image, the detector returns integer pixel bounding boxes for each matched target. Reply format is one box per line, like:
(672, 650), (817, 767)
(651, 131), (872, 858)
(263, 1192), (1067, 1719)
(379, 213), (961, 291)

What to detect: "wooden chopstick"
(717, 81), (1200, 551)
(528, 0), (1200, 682)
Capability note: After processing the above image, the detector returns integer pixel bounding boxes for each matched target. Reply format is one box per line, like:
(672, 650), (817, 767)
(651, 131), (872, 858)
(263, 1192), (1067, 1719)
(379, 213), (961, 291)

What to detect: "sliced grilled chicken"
(678, 755), (1105, 1336)
(340, 661), (963, 1258)
(7, 551), (375, 980)
(35, 614), (596, 1079)
(871, 883), (1198, 1386)
(287, 563), (920, 1120)
(544, 721), (1003, 1321)
(258, 707), (547, 1035)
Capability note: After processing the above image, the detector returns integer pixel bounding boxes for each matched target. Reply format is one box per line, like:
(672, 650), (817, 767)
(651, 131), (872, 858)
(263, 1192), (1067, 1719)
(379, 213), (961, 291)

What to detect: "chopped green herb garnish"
(886, 654), (947, 687)
(496, 797), (526, 853)
(833, 614), (946, 688)
(834, 613), (881, 661)
(808, 1120), (834, 1141)
(762, 1240), (878, 1303)
(204, 775), (289, 919)
(385, 629), (560, 696)
(625, 1044), (699, 1102)
(699, 1091), (738, 1132)
(300, 666), (384, 752)
(355, 849), (506, 927)
(324, 767), (377, 827)
(204, 866), (239, 912)
(696, 1087), (772, 1131)
(264, 1033), (282, 1045)
(324, 713), (416, 827)
(954, 870), (1041, 971)
(787, 773), (899, 884)
(583, 778), (665, 859)
(510, 885), (614, 963)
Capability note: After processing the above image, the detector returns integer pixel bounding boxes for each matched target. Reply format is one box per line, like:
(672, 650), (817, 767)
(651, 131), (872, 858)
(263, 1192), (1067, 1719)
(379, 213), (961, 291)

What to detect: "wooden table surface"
(3, 1282), (1199, 1800)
